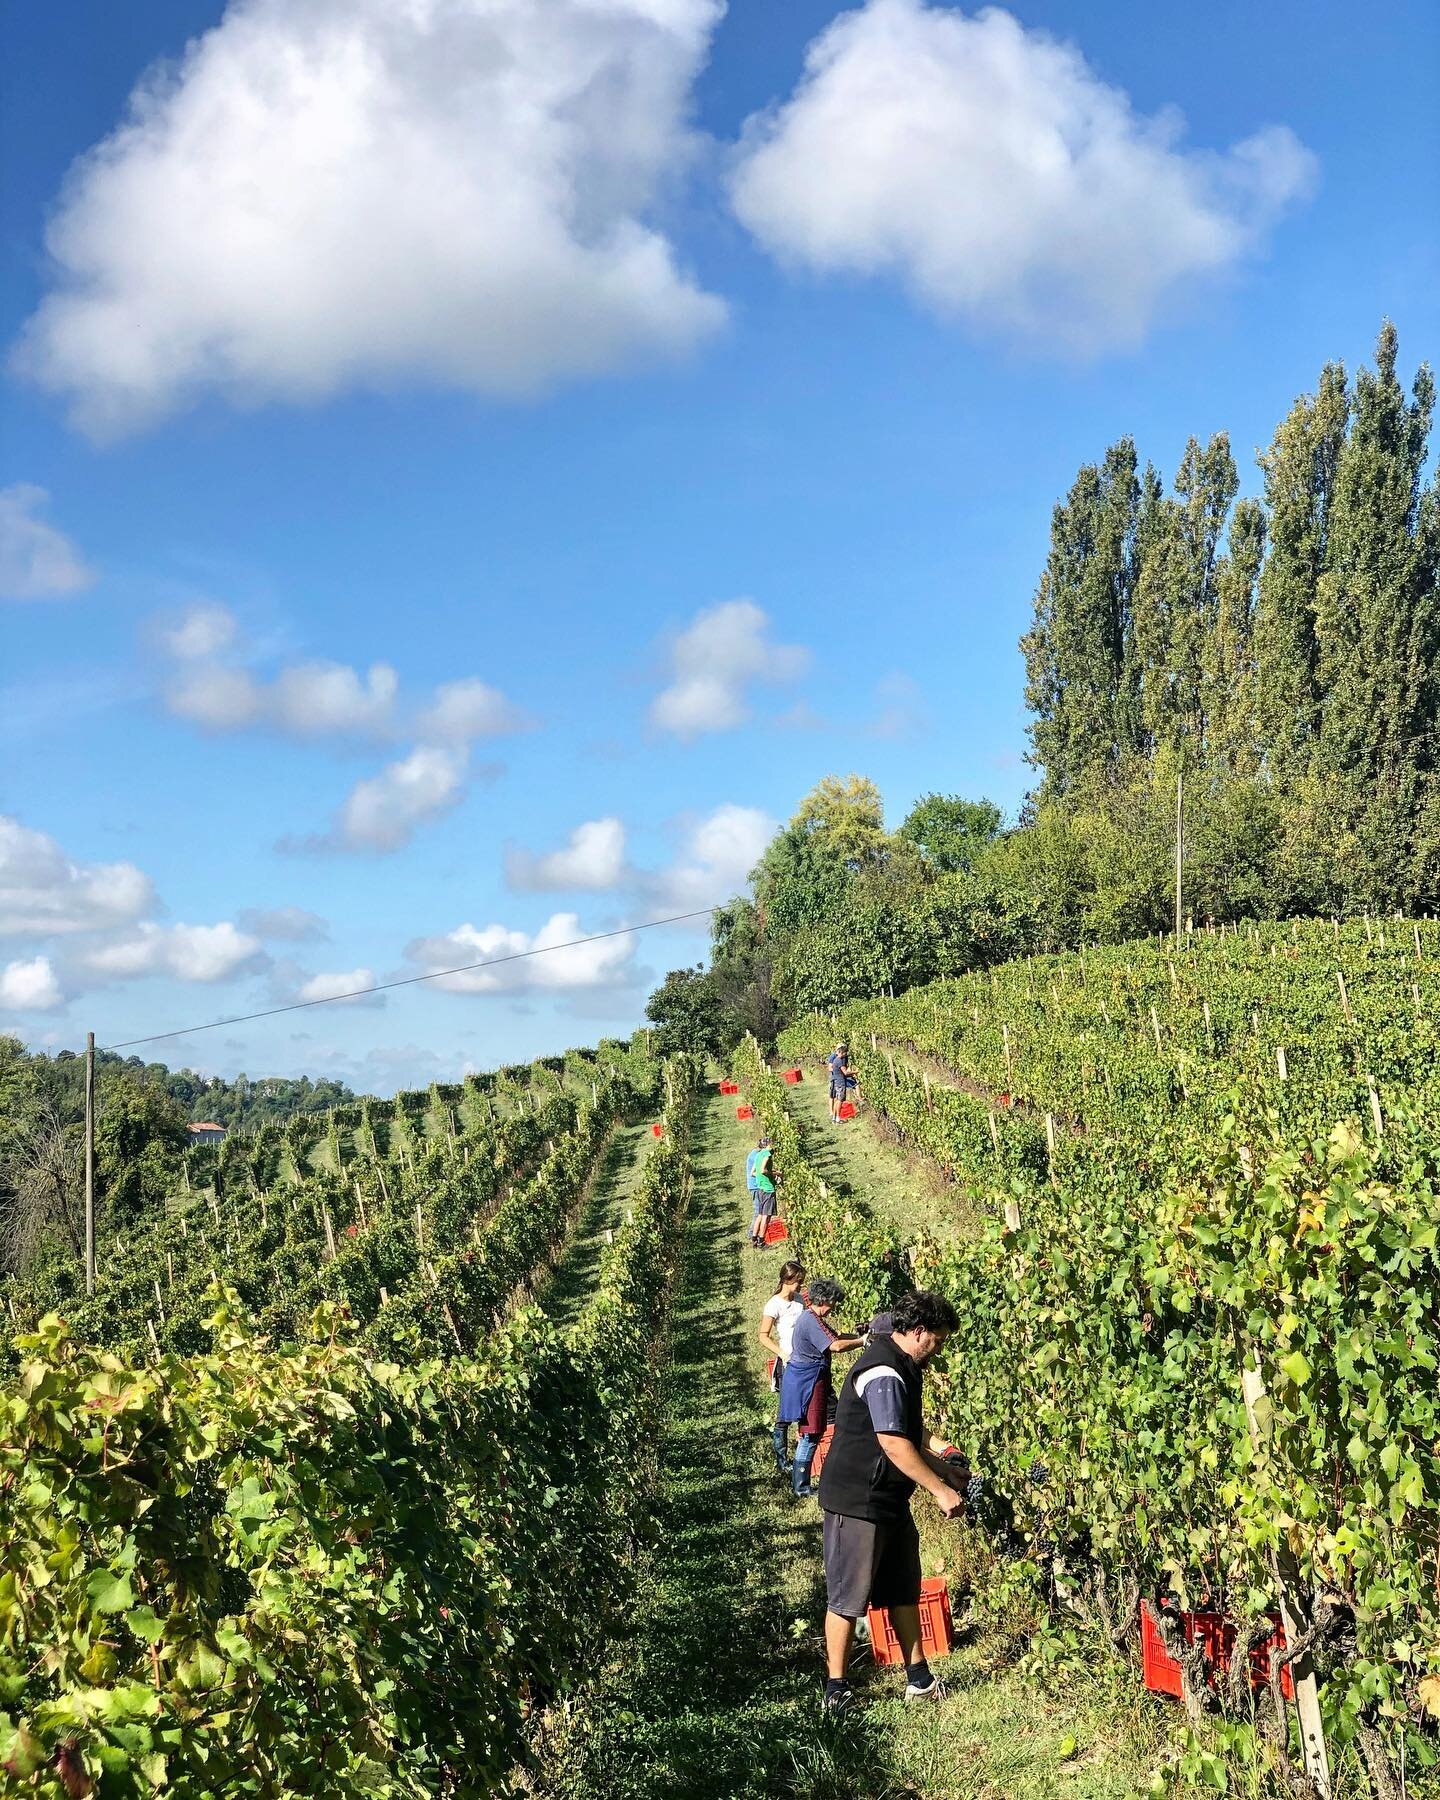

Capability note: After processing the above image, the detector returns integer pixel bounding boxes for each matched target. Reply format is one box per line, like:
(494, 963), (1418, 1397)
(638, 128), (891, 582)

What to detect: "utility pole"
(84, 1031), (96, 1295)
(1174, 769), (1184, 942)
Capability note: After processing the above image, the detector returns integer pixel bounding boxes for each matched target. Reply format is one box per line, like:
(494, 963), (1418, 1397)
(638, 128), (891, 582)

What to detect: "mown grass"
(532, 1085), (1171, 1799)
(541, 1120), (654, 1328)
(780, 1059), (980, 1242)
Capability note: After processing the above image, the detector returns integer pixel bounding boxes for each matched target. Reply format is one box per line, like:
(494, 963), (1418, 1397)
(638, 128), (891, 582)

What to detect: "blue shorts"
(752, 1189), (777, 1218)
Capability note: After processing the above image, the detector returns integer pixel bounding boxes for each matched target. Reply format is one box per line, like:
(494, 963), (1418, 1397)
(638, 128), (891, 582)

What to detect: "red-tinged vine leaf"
(55, 1741), (92, 1798)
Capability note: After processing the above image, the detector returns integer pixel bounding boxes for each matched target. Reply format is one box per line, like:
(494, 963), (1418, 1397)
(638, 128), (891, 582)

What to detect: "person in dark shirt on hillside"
(816, 1288), (967, 1711)
(778, 1277), (863, 1496)
(826, 1042), (853, 1124)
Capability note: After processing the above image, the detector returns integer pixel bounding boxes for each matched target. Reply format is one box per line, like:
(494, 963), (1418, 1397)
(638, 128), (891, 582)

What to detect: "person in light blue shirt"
(746, 1137), (777, 1249)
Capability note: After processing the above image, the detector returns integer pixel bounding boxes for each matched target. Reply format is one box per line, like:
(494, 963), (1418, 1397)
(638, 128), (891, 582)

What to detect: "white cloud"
(160, 601), (238, 660)
(646, 802), (776, 907)
(238, 904), (329, 942)
(15, 0), (727, 438)
(650, 599), (810, 737)
(334, 745), (469, 852)
(0, 956), (65, 1012)
(417, 677), (531, 744)
(81, 919), (264, 983)
(730, 0), (1316, 353)
(506, 817), (627, 892)
(166, 664), (264, 729)
(297, 966), (379, 1005)
(407, 911), (636, 994)
(270, 662), (399, 737)
(0, 816), (154, 937)
(0, 484), (96, 600)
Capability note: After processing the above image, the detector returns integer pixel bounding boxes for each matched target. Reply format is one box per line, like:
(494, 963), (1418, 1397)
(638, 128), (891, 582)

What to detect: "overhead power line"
(102, 906), (720, 1053)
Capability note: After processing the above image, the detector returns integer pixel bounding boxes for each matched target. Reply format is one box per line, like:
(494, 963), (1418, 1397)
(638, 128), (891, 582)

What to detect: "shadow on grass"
(537, 1093), (914, 1800)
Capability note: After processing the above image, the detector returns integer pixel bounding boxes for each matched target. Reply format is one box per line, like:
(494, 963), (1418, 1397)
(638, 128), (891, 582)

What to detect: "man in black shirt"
(816, 1289), (966, 1710)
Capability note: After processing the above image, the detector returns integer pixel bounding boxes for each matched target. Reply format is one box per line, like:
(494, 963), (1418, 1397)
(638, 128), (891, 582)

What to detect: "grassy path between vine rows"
(543, 1120), (654, 1328)
(779, 1060), (978, 1243)
(533, 1085), (1166, 1799)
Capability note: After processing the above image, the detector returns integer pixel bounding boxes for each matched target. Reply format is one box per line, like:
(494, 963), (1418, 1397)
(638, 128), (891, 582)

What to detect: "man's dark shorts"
(752, 1188), (777, 1219)
(829, 1080), (847, 1101)
(821, 1510), (922, 1618)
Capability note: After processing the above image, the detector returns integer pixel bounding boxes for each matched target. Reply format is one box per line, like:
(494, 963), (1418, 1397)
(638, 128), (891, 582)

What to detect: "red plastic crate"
(719, 1080), (739, 1095)
(868, 1577), (954, 1666)
(782, 1067), (803, 1084)
(810, 1423), (834, 1479)
(651, 1123), (664, 1137)
(838, 1100), (857, 1119)
(763, 1216), (789, 1245)
(736, 1104), (753, 1121)
(1140, 1603), (1293, 1701)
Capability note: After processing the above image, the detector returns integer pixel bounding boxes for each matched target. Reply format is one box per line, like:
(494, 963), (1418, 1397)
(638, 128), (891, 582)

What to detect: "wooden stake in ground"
(1241, 1365), (1333, 1798)
(1044, 1113), (1057, 1185)
(1174, 768), (1184, 941)
(1276, 1046), (1288, 1081)
(1202, 998), (1214, 1053)
(1002, 1022), (1013, 1078)
(1336, 969), (1354, 1024)
(84, 1031), (96, 1296)
(1149, 1004), (1163, 1053)
(321, 1206), (337, 1262)
(1367, 1075), (1384, 1141)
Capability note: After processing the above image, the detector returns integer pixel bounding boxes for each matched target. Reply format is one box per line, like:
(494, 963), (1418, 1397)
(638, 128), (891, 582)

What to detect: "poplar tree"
(1022, 440), (1138, 793)
(1313, 323), (1437, 901)
(1131, 436), (1237, 760)
(1202, 498), (1265, 776)
(1251, 362), (1348, 778)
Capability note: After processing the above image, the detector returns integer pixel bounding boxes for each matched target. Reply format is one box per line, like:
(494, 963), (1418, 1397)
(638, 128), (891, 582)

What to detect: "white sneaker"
(904, 1672), (947, 1703)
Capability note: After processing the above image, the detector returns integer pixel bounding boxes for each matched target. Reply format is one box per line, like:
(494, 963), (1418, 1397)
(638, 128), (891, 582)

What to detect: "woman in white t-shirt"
(758, 1259), (807, 1475)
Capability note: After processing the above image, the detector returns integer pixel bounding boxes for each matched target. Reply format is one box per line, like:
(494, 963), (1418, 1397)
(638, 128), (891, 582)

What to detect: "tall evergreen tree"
(1202, 498), (1266, 776)
(1130, 436), (1237, 761)
(1022, 439), (1138, 793)
(1313, 324), (1436, 903)
(1252, 361), (1349, 778)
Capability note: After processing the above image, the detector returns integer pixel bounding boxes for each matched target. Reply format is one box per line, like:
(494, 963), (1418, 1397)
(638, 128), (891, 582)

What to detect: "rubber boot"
(772, 1423), (791, 1474)
(792, 1434), (817, 1496)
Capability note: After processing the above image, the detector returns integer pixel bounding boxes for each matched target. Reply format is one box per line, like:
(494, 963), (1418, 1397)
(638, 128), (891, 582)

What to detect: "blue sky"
(1, 0), (1436, 1092)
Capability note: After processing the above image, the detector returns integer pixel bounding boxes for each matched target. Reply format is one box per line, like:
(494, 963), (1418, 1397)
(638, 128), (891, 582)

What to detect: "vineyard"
(3, 918), (1440, 1797)
(0, 1036), (702, 1794)
(765, 916), (1440, 1796)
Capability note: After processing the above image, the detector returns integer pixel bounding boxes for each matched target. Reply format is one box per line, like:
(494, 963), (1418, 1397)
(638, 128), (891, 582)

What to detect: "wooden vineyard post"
(1044, 1113), (1057, 1185)
(1240, 1364), (1333, 1797)
(923, 1070), (933, 1111)
(1149, 1004), (1163, 1053)
(1414, 920), (1423, 960)
(1367, 1075), (1384, 1142)
(1002, 1023), (1014, 1078)
(321, 1206), (337, 1262)
(153, 1277), (166, 1322)
(84, 1031), (96, 1296)
(1202, 998), (1214, 1053)
(884, 1047), (896, 1087)
(442, 1301), (464, 1352)
(1003, 1192), (1022, 1233)
(147, 1318), (162, 1358)
(870, 1031), (878, 1052)
(166, 1250), (174, 1289)
(1335, 970), (1354, 1024)
(415, 1202), (425, 1251)
(1276, 1046), (1287, 1081)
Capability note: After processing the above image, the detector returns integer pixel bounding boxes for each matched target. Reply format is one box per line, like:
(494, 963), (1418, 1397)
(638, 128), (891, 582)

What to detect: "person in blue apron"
(778, 1277), (864, 1497)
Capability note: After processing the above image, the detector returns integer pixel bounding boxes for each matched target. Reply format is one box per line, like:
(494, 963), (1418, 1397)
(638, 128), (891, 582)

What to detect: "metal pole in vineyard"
(84, 1030), (96, 1295)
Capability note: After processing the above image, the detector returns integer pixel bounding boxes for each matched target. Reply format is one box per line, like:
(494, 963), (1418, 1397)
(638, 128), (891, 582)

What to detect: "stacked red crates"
(719, 1079), (739, 1095)
(1140, 1602), (1293, 1700)
(782, 1068), (803, 1084)
(868, 1578), (955, 1666)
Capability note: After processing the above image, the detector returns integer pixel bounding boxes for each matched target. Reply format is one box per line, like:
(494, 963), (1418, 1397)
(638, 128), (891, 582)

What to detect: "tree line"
(0, 1036), (354, 1279)
(647, 324), (1436, 1052)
